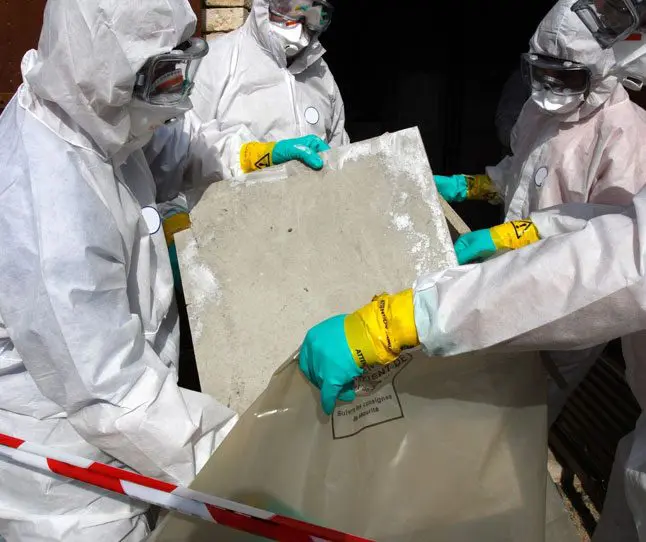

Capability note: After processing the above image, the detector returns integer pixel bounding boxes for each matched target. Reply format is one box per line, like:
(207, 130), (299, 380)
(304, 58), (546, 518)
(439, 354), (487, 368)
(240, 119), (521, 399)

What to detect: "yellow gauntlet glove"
(465, 174), (503, 204)
(345, 289), (419, 368)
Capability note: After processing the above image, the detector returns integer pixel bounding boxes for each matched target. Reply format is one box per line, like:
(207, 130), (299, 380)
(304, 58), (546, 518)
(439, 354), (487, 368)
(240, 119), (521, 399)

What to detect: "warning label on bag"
(331, 353), (412, 439)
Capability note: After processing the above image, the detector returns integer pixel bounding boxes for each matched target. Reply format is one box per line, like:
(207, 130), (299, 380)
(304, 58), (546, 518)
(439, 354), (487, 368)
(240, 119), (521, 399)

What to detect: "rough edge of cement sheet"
(440, 196), (471, 239)
(177, 127), (457, 413)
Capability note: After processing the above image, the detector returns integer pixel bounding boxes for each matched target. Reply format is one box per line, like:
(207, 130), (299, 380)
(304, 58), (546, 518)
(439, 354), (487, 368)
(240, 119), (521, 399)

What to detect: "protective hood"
(530, 0), (619, 122)
(246, 0), (326, 74)
(21, 0), (197, 158)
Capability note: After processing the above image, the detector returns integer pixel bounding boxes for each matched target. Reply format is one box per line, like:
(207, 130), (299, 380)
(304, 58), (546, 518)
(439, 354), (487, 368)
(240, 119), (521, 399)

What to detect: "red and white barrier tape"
(0, 433), (372, 542)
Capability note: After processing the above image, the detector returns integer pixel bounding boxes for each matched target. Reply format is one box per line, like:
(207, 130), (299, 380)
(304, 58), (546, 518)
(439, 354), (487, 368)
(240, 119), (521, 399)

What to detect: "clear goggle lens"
(268, 0), (333, 32)
(521, 53), (591, 96)
(571, 0), (643, 48)
(146, 58), (202, 105)
(135, 38), (208, 106)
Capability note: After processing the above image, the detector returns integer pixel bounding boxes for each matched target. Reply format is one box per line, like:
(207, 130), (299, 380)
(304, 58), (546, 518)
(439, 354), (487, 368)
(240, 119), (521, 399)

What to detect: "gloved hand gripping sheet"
(155, 128), (548, 541)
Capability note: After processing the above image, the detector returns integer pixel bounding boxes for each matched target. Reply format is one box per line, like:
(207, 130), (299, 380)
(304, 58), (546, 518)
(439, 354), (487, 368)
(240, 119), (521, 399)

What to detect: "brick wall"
(203, 0), (251, 38)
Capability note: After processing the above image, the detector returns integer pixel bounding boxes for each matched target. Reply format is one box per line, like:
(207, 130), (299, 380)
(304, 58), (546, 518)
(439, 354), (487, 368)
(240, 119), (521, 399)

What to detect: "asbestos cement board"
(176, 127), (457, 413)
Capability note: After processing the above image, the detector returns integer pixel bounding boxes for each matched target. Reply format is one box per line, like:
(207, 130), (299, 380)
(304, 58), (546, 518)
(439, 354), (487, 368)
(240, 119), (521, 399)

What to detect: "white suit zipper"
(284, 71), (303, 136)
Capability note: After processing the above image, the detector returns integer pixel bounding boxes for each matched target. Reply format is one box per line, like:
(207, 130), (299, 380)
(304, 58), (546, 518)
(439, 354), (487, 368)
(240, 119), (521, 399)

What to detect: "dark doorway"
(321, 1), (554, 229)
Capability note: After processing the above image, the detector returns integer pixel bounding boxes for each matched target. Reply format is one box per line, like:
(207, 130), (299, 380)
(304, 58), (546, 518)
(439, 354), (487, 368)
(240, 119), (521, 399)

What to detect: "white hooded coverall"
(186, 0), (349, 178)
(0, 1), (237, 540)
(486, 0), (646, 425)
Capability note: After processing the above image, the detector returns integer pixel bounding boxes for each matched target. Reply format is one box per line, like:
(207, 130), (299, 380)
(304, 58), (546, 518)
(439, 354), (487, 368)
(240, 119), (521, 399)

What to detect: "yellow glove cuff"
(240, 142), (276, 173)
(465, 174), (502, 204)
(490, 220), (540, 251)
(163, 212), (191, 247)
(345, 289), (419, 368)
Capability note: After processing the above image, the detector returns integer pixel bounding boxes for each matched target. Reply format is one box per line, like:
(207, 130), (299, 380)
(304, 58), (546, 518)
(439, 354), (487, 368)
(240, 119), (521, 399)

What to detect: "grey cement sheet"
(177, 127), (456, 413)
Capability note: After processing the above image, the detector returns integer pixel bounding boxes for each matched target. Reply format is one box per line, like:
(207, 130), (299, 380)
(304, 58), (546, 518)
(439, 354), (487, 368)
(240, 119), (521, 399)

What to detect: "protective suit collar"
(529, 0), (619, 123)
(21, 0), (197, 159)
(247, 0), (325, 74)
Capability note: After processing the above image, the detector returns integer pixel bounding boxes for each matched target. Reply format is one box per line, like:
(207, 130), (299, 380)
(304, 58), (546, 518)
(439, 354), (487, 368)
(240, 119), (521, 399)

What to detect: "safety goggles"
(268, 0), (334, 33)
(134, 38), (209, 106)
(572, 0), (646, 48)
(521, 53), (592, 97)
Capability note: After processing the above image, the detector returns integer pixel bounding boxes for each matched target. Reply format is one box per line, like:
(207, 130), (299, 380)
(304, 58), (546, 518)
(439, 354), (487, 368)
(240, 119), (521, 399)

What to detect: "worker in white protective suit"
(432, 0), (646, 425)
(0, 0), (239, 540)
(435, 0), (646, 229)
(186, 0), (349, 178)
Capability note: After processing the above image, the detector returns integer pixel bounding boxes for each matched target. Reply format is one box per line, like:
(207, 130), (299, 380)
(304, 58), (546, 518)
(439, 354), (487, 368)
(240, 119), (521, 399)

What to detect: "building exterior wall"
(203, 0), (250, 38)
(0, 0), (46, 108)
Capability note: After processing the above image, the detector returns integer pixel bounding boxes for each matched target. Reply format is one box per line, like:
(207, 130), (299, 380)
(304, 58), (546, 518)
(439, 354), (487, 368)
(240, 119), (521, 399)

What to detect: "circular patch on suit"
(304, 107), (320, 125)
(534, 167), (548, 188)
(142, 206), (162, 235)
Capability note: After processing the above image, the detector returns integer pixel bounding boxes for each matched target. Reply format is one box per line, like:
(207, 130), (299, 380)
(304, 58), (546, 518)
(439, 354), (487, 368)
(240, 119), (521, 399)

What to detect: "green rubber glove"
(434, 174), (468, 203)
(299, 315), (362, 415)
(299, 290), (418, 415)
(167, 242), (183, 290)
(273, 135), (330, 170)
(240, 135), (330, 173)
(455, 220), (541, 265)
(454, 229), (497, 265)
